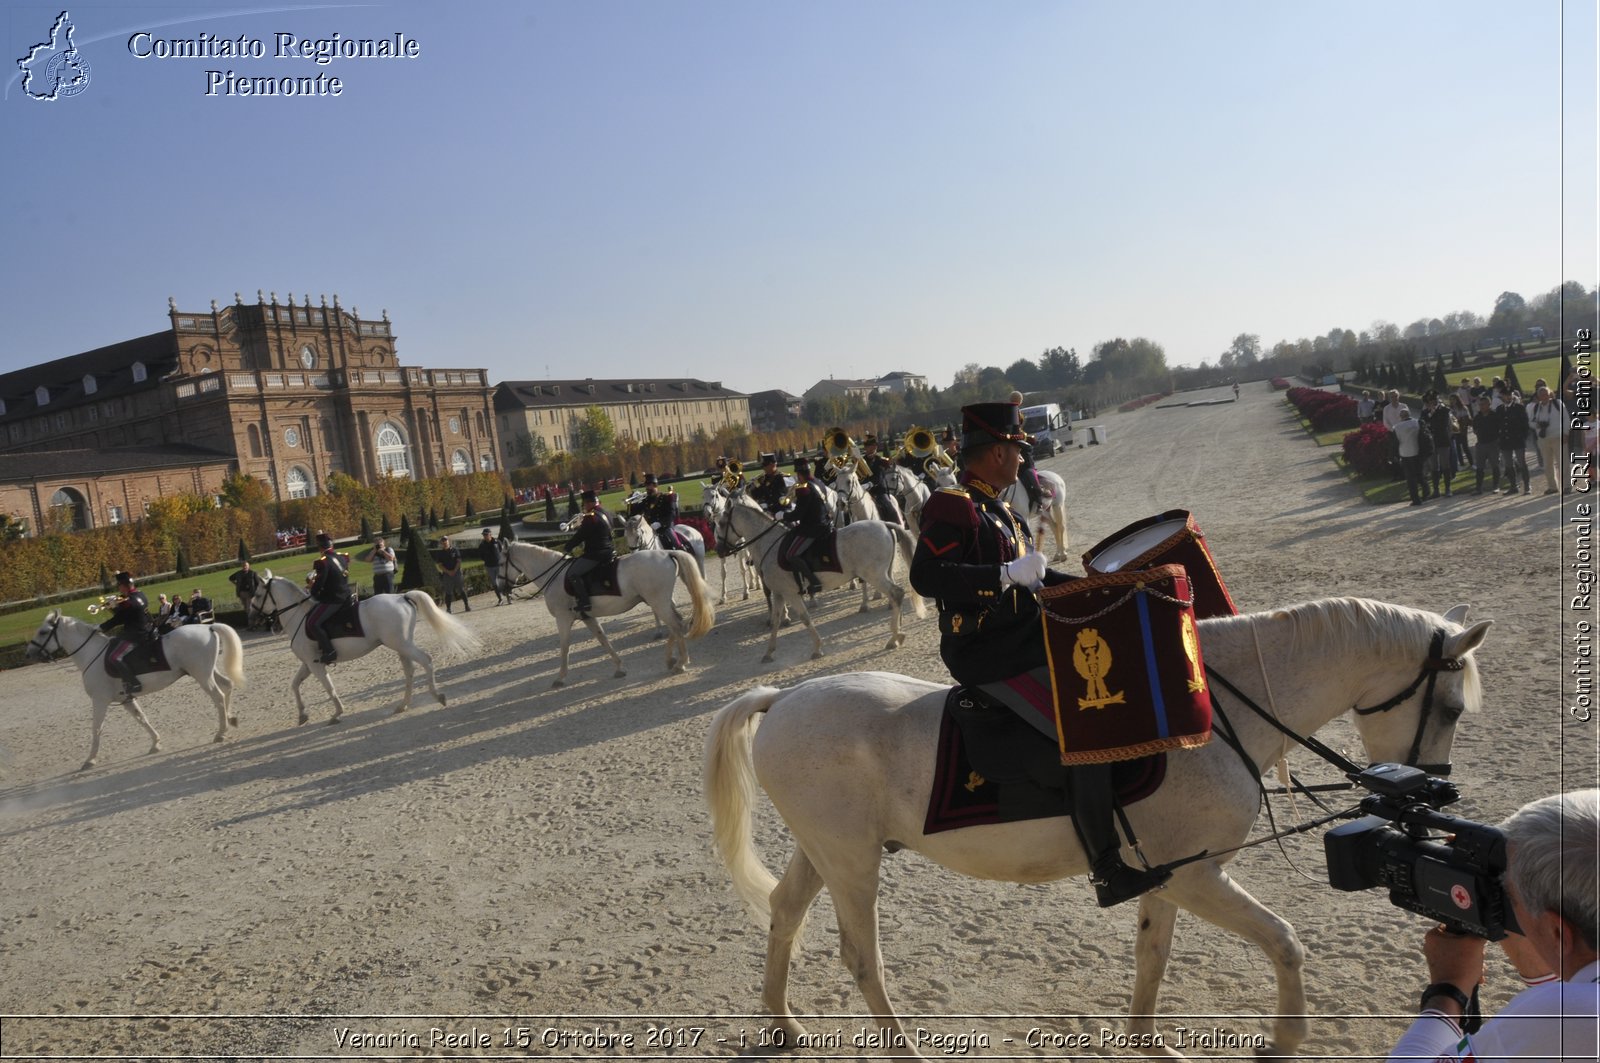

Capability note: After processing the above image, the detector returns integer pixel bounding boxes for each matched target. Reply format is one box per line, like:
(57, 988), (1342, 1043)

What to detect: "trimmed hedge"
(1286, 387), (1359, 432)
(1341, 422), (1395, 478)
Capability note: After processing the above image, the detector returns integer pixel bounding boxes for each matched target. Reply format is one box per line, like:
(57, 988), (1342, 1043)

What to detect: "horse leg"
(761, 847), (825, 1045)
(1164, 864), (1307, 1055)
(872, 574), (906, 651)
(81, 698), (112, 770)
(809, 845), (914, 1054)
(1128, 894), (1185, 1059)
(308, 661), (348, 725)
(392, 650), (425, 712)
(121, 696), (162, 756)
(659, 606), (688, 674)
(203, 676), (230, 743)
(717, 554), (730, 606)
(585, 616), (627, 678)
(288, 662), (314, 725)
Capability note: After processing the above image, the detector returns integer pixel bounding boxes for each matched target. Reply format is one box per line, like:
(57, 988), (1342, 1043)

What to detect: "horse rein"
(501, 547), (573, 597)
(29, 615), (111, 669)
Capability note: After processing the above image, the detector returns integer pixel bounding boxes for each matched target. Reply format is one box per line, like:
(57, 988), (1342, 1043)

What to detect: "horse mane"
(1208, 596), (1482, 710)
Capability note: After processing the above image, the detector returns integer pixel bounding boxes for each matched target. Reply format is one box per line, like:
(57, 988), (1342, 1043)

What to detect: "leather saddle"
(564, 558), (622, 598)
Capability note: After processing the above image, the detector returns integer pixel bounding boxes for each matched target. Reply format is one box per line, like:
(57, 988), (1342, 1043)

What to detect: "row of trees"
(0, 469), (510, 604)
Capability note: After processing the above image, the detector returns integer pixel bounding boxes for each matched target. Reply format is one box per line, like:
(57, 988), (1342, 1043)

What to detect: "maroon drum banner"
(1081, 509), (1238, 620)
(1040, 565), (1213, 766)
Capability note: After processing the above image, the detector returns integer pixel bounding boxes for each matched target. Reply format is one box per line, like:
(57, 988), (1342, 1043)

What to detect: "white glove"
(1000, 551), (1047, 591)
(651, 522), (661, 530)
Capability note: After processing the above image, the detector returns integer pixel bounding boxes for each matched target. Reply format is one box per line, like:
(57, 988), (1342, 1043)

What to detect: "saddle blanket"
(104, 637), (171, 679)
(773, 532), (843, 576)
(308, 600), (366, 640)
(563, 559), (623, 598)
(924, 688), (1166, 836)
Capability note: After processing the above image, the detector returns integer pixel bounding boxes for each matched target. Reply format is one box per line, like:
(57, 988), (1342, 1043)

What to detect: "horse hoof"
(227, 716), (239, 727)
(78, 760), (96, 772)
(810, 650), (824, 660)
(212, 734), (225, 744)
(552, 679), (565, 689)
(613, 669), (627, 678)
(761, 653), (775, 663)
(327, 718), (341, 726)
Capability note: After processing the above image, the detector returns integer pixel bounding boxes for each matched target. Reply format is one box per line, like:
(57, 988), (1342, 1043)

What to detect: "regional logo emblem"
(18, 11), (92, 101)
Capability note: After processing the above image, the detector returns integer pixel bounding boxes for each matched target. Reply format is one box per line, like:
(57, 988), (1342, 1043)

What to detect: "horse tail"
(891, 525), (927, 618)
(671, 550), (716, 639)
(213, 623), (246, 687)
(703, 684), (783, 926)
(405, 590), (485, 657)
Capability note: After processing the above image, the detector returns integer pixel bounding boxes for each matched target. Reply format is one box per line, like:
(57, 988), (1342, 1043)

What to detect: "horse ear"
(263, 568), (274, 580)
(47, 607), (61, 621)
(1442, 604), (1470, 624)
(1445, 619), (1491, 659)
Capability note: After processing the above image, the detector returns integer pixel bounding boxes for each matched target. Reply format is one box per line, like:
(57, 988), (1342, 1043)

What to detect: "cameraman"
(1389, 789), (1598, 1062)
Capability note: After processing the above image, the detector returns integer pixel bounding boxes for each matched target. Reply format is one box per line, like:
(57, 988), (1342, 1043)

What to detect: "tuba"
(824, 428), (860, 474)
(902, 424), (955, 476)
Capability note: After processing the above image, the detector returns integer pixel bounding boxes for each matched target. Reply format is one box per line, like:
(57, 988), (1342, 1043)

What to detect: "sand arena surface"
(0, 383), (1589, 1059)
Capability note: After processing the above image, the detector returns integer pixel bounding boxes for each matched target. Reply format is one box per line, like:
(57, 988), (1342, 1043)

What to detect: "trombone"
(85, 593), (122, 614)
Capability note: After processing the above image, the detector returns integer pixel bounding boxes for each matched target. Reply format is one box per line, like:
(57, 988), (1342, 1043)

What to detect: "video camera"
(1324, 763), (1518, 940)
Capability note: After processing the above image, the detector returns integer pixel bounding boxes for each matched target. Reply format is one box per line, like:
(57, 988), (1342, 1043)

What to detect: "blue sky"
(2, 1), (1594, 398)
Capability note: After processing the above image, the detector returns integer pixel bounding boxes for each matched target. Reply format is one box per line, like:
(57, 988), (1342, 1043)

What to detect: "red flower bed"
(1270, 377), (1291, 390)
(1342, 422), (1394, 477)
(1118, 390), (1173, 413)
(1286, 387), (1358, 431)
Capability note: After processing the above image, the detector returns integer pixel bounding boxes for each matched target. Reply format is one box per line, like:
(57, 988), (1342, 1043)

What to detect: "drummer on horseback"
(99, 571), (153, 698)
(909, 401), (1170, 907)
(563, 488), (616, 620)
(640, 473), (683, 551)
(307, 533), (351, 664)
(779, 457), (831, 599)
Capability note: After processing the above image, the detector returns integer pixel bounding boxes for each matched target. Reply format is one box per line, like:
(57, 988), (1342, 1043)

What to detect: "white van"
(1022, 403), (1069, 455)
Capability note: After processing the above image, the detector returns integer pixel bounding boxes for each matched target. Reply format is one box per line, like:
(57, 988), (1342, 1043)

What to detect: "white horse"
(704, 598), (1490, 1058)
(252, 572), (482, 725)
(499, 539), (714, 687)
(715, 493), (925, 662)
(26, 610), (246, 770)
(928, 463), (1070, 562)
(701, 486), (761, 604)
(623, 512), (707, 578)
(826, 466), (878, 526)
(884, 464), (931, 536)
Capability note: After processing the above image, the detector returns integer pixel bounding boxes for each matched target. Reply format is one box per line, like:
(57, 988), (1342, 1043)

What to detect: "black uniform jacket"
(564, 507), (616, 562)
(750, 471), (787, 512)
(310, 551), (350, 603)
(909, 473), (1072, 687)
(786, 481), (832, 538)
(100, 590), (153, 639)
(642, 491), (678, 530)
(1497, 401), (1531, 447)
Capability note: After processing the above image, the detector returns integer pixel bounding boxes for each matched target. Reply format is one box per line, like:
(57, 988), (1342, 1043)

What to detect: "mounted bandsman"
(779, 457), (831, 599)
(640, 473), (682, 551)
(750, 453), (787, 515)
(562, 489), (616, 620)
(910, 401), (1170, 908)
(99, 571), (153, 699)
(307, 533), (351, 664)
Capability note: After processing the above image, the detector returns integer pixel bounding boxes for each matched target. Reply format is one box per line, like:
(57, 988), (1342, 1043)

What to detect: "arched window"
(35, 385), (49, 406)
(286, 466), (313, 499)
(49, 487), (88, 530)
(451, 449), (470, 474)
(131, 362), (147, 383)
(376, 422), (411, 478)
(82, 375), (97, 395)
(247, 424), (263, 458)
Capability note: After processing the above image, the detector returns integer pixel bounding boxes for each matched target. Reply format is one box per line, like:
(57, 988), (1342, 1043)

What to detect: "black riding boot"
(114, 660), (141, 699)
(312, 625), (337, 664)
(791, 557), (821, 598)
(1070, 763), (1171, 907)
(573, 583), (592, 620)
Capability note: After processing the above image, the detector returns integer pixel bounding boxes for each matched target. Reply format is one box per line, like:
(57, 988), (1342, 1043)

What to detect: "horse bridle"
(714, 498), (786, 558)
(500, 546), (572, 596)
(28, 614), (105, 667)
(1208, 627), (1464, 780)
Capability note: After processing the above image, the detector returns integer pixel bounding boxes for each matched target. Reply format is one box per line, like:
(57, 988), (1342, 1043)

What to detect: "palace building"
(0, 292), (498, 533)
(494, 378), (751, 463)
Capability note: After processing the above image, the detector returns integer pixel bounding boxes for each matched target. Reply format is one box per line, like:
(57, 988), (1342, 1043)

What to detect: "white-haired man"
(1388, 789), (1598, 1062)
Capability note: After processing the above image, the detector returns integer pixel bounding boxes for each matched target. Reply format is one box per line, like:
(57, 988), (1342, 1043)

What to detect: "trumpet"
(85, 593), (122, 614)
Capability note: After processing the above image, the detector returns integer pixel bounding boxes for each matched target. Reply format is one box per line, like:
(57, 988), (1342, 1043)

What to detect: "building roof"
(0, 444), (234, 484)
(748, 389), (801, 404)
(0, 331), (177, 420)
(878, 371), (926, 382)
(495, 377), (747, 411)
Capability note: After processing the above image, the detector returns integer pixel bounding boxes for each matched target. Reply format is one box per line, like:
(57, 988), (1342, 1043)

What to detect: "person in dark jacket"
(1498, 389), (1532, 495)
(639, 473), (682, 550)
(779, 458), (831, 597)
(1470, 394), (1502, 494)
(1422, 393), (1456, 498)
(749, 454), (787, 515)
(562, 489), (615, 619)
(306, 533), (350, 663)
(909, 401), (1170, 908)
(99, 571), (153, 698)
(228, 562), (263, 624)
(477, 528), (506, 605)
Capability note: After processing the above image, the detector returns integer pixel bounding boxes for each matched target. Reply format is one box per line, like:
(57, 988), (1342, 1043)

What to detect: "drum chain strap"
(1039, 584), (1193, 626)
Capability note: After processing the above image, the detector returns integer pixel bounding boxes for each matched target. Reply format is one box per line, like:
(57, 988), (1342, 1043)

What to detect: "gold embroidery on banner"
(951, 614), (963, 634)
(964, 771), (986, 792)
(1073, 627), (1126, 710)
(1181, 612), (1205, 694)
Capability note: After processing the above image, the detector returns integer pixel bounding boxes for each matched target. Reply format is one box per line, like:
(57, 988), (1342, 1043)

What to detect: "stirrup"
(1091, 859), (1171, 908)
